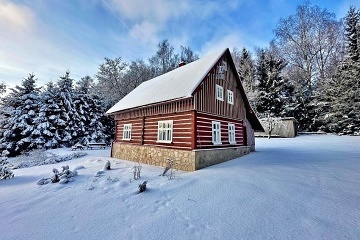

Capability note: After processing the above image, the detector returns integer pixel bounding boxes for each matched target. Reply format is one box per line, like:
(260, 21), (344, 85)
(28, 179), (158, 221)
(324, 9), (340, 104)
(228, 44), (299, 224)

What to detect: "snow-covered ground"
(1, 135), (360, 240)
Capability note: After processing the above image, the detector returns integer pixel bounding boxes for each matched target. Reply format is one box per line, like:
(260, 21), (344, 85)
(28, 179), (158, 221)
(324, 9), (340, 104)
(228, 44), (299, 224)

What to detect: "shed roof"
(106, 49), (226, 114)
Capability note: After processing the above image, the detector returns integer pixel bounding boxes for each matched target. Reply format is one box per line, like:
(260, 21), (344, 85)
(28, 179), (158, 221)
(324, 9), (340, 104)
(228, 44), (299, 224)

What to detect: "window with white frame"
(228, 123), (236, 144)
(216, 85), (224, 101)
(122, 124), (132, 140)
(212, 121), (222, 145)
(157, 120), (173, 143)
(227, 90), (234, 105)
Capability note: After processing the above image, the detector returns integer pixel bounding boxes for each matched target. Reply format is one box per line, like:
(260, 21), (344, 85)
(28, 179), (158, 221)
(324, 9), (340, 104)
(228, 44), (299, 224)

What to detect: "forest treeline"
(0, 3), (359, 156)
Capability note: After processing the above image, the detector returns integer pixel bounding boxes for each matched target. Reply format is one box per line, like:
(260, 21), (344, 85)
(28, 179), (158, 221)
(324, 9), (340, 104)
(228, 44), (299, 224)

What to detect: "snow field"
(1, 135), (360, 240)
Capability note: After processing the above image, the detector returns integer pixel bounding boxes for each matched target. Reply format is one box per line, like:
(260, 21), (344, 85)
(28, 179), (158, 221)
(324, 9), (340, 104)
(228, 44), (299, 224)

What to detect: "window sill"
(156, 140), (173, 144)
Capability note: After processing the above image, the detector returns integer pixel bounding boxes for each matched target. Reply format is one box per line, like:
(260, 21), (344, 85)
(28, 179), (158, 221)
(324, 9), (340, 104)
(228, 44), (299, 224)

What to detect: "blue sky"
(1, 0), (359, 89)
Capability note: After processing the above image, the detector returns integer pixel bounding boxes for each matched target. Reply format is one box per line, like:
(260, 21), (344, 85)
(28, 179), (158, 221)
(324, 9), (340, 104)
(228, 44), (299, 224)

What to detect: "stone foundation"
(111, 143), (251, 171)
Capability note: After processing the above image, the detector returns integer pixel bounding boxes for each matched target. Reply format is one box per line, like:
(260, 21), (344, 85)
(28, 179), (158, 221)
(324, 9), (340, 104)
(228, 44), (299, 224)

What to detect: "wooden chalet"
(106, 48), (264, 171)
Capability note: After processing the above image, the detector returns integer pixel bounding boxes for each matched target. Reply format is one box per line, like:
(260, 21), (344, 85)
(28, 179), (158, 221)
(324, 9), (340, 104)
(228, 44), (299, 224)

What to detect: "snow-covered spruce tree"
(53, 71), (80, 147)
(254, 48), (290, 118)
(321, 7), (360, 135)
(0, 74), (41, 156)
(234, 47), (258, 109)
(73, 76), (107, 144)
(32, 81), (61, 149)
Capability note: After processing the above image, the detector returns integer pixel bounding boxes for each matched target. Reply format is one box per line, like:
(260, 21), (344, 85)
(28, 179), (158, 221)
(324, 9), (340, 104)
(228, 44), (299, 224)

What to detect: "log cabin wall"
(114, 111), (194, 150)
(195, 112), (244, 149)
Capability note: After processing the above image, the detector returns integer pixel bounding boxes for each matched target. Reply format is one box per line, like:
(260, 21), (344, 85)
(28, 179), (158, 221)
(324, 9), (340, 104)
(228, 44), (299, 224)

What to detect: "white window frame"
(157, 120), (173, 143)
(227, 90), (234, 105)
(216, 84), (224, 101)
(122, 124), (132, 140)
(228, 123), (236, 144)
(212, 121), (222, 145)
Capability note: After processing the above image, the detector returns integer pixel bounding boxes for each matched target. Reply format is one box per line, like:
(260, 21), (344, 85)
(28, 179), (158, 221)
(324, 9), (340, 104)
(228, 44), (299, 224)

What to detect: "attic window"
(216, 60), (227, 80)
(227, 90), (234, 105)
(216, 85), (224, 101)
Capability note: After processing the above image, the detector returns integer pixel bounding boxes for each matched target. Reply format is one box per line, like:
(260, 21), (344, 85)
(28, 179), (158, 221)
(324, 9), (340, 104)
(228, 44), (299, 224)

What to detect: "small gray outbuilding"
(256, 117), (298, 138)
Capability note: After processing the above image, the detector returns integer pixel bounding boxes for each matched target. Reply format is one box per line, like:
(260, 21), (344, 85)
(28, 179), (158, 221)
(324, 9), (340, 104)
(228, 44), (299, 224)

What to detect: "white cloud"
(0, 1), (35, 35)
(200, 34), (244, 56)
(129, 21), (159, 46)
(108, 0), (190, 23)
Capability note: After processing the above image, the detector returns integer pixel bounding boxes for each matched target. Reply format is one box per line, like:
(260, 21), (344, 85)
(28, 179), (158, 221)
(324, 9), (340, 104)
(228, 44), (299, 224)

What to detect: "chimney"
(178, 61), (186, 67)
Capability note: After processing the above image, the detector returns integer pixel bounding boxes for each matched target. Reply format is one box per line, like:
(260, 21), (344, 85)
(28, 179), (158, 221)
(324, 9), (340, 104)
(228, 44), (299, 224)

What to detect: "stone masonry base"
(111, 143), (251, 171)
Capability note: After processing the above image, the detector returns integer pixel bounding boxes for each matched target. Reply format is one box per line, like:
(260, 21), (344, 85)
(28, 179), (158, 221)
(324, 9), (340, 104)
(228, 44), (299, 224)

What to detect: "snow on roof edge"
(106, 48), (228, 115)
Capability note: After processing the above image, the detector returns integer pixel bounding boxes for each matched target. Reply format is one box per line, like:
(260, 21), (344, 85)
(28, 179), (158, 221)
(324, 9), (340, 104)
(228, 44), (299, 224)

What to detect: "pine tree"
(53, 71), (79, 147)
(0, 74), (40, 155)
(321, 6), (360, 135)
(73, 76), (107, 144)
(33, 82), (60, 149)
(255, 49), (289, 117)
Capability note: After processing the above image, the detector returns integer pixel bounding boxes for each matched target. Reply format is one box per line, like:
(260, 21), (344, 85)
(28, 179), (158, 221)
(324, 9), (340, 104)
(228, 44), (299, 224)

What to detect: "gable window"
(157, 120), (173, 143)
(122, 124), (132, 140)
(228, 123), (236, 144)
(227, 90), (234, 105)
(216, 85), (224, 101)
(216, 61), (227, 80)
(212, 121), (222, 145)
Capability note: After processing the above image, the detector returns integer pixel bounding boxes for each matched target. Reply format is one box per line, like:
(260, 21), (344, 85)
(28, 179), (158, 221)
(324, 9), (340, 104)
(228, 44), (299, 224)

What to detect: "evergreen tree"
(319, 6), (360, 135)
(33, 82), (60, 149)
(74, 76), (107, 144)
(0, 74), (40, 155)
(255, 49), (289, 117)
(53, 71), (79, 147)
(344, 6), (360, 62)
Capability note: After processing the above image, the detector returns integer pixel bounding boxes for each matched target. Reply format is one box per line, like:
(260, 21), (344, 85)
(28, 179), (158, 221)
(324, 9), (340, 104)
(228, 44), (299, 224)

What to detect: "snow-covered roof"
(106, 49), (227, 114)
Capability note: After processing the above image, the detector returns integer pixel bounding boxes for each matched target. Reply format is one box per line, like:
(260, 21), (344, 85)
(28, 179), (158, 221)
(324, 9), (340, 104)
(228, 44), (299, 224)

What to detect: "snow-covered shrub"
(138, 181), (147, 193)
(0, 150), (13, 180)
(37, 165), (78, 185)
(0, 166), (14, 180)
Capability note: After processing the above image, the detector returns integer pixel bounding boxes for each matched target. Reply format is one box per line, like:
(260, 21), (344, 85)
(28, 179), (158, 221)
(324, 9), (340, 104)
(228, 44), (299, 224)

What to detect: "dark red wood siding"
(193, 55), (246, 120)
(114, 118), (143, 145)
(115, 111), (193, 150)
(195, 112), (245, 149)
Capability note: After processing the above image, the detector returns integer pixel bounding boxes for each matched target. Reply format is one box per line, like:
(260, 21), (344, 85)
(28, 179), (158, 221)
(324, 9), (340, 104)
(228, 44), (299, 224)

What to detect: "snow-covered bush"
(0, 150), (13, 180)
(37, 165), (78, 185)
(0, 166), (14, 180)
(138, 181), (147, 193)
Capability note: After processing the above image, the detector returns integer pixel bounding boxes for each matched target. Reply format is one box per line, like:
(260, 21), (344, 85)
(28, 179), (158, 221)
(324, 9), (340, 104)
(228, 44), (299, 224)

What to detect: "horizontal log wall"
(114, 111), (193, 150)
(196, 112), (244, 149)
(193, 55), (246, 120)
(114, 118), (143, 144)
